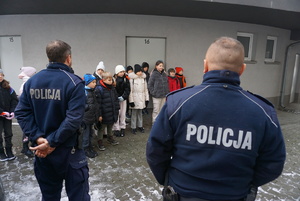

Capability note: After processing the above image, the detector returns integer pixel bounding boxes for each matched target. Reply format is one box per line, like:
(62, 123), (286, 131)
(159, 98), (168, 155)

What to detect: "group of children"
(0, 61), (187, 160)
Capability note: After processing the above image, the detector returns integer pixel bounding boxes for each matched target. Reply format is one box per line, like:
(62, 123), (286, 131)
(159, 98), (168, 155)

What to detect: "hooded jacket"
(15, 62), (85, 148)
(0, 81), (18, 114)
(128, 72), (149, 109)
(146, 70), (286, 200)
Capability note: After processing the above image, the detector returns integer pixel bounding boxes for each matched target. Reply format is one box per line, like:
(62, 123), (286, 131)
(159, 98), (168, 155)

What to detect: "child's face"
(103, 77), (113, 85)
(143, 67), (148, 72)
(169, 72), (176, 77)
(136, 71), (143, 76)
(178, 70), (183, 75)
(0, 74), (4, 82)
(118, 71), (125, 77)
(97, 69), (104, 76)
(127, 70), (133, 74)
(156, 63), (164, 72)
(87, 80), (96, 89)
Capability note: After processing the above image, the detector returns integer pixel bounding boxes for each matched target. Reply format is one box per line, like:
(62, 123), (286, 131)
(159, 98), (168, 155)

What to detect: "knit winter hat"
(175, 67), (183, 74)
(84, 74), (96, 85)
(142, 62), (149, 68)
(19, 67), (37, 78)
(126, 65), (133, 73)
(115, 65), (125, 74)
(134, 64), (142, 73)
(96, 61), (105, 71)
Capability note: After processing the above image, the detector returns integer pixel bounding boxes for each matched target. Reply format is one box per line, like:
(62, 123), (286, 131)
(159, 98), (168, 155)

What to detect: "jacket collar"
(47, 62), (72, 73)
(203, 70), (241, 86)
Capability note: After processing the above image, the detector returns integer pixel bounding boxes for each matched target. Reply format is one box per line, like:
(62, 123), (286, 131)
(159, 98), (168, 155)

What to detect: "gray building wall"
(0, 14), (297, 106)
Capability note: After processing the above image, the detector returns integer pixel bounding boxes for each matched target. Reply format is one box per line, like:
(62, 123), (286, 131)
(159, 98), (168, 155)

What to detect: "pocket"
(69, 149), (88, 169)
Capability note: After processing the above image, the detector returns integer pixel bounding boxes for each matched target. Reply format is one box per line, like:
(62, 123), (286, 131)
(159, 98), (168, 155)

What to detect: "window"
(237, 32), (253, 61)
(265, 36), (277, 62)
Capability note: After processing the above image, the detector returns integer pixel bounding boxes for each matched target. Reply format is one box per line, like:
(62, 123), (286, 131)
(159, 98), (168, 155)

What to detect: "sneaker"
(114, 130), (121, 137)
(107, 136), (119, 145)
(84, 148), (97, 158)
(120, 129), (125, 137)
(131, 128), (137, 134)
(89, 147), (98, 157)
(138, 127), (145, 133)
(5, 148), (16, 161)
(25, 149), (34, 158)
(97, 140), (106, 151)
(0, 153), (8, 162)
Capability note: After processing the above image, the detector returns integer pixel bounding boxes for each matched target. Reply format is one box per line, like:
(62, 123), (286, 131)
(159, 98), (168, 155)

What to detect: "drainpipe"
(279, 41), (300, 109)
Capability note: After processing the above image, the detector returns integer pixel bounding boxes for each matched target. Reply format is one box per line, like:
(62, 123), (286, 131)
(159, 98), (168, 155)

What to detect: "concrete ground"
(1, 106), (300, 201)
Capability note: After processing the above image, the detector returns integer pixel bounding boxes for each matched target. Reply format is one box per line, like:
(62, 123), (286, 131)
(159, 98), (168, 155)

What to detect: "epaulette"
(247, 90), (274, 108)
(166, 85), (195, 97)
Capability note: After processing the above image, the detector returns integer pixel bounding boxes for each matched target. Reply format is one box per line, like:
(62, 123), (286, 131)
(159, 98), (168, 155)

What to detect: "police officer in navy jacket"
(15, 40), (90, 201)
(146, 37), (286, 201)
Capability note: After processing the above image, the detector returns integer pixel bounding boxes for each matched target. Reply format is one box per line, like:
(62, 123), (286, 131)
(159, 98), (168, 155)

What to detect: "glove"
(145, 101), (149, 107)
(0, 112), (10, 117)
(129, 102), (135, 107)
(6, 112), (14, 120)
(118, 96), (124, 102)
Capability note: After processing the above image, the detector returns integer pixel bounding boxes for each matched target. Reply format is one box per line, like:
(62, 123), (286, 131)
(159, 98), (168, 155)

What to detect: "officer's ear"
(238, 63), (246, 75)
(203, 59), (209, 73)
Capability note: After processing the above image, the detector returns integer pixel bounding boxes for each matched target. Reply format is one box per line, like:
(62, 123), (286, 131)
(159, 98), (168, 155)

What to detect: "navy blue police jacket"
(146, 70), (286, 200)
(15, 62), (85, 148)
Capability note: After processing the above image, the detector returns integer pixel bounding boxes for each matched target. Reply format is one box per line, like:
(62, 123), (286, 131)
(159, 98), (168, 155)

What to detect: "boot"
(120, 129), (125, 137)
(21, 142), (34, 157)
(5, 147), (16, 161)
(0, 148), (8, 162)
(89, 146), (98, 157)
(97, 140), (105, 151)
(84, 148), (96, 158)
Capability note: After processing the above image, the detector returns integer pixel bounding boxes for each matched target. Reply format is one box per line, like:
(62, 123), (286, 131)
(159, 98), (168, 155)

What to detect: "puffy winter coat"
(128, 73), (149, 109)
(83, 87), (100, 124)
(148, 69), (169, 98)
(96, 80), (120, 124)
(115, 76), (130, 100)
(0, 81), (18, 114)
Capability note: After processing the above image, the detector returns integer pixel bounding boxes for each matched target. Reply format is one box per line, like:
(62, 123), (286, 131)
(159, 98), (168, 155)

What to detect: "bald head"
(204, 37), (245, 74)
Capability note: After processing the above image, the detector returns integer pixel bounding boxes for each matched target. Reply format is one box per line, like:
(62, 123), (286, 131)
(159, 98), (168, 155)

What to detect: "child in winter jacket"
(96, 72), (120, 149)
(167, 68), (180, 92)
(175, 67), (187, 88)
(0, 69), (18, 161)
(128, 64), (149, 134)
(148, 60), (169, 124)
(18, 66), (36, 157)
(82, 74), (101, 158)
(113, 65), (130, 137)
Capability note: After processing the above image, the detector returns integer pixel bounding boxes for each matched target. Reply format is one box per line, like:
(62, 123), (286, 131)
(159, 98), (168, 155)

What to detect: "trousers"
(0, 117), (13, 149)
(34, 146), (90, 201)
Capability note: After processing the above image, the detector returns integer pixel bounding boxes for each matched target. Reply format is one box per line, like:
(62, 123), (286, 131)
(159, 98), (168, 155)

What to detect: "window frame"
(237, 32), (253, 61)
(264, 36), (277, 63)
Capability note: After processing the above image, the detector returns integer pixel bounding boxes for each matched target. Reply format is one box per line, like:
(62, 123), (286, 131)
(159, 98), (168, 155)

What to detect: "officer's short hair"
(46, 40), (71, 63)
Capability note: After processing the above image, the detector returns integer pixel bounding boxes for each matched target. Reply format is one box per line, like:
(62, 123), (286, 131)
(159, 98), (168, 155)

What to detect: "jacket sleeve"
(252, 108), (286, 187)
(146, 103), (173, 185)
(129, 79), (134, 103)
(46, 82), (85, 147)
(147, 74), (154, 96)
(122, 78), (131, 100)
(10, 88), (19, 112)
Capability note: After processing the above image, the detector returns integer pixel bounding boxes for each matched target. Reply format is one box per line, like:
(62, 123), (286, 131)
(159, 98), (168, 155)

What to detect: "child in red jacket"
(175, 67), (187, 88)
(168, 68), (180, 92)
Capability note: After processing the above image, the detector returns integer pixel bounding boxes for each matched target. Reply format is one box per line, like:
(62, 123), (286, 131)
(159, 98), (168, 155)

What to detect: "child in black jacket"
(82, 74), (101, 158)
(0, 69), (18, 161)
(96, 72), (120, 149)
